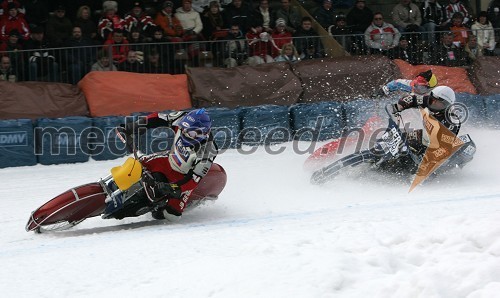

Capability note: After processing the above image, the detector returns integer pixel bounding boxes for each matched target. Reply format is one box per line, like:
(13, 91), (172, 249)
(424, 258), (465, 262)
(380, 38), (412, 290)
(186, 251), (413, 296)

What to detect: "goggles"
(428, 95), (447, 112)
(181, 128), (208, 141)
(411, 76), (431, 95)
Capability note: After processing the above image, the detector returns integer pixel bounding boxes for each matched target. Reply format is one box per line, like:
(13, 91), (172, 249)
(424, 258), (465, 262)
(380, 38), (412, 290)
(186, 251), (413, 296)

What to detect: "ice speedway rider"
(385, 85), (475, 169)
(374, 69), (438, 98)
(103, 108), (218, 221)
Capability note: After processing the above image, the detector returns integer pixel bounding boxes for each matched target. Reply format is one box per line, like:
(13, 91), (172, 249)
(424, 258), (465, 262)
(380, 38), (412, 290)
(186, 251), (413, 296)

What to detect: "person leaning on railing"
(471, 11), (497, 56)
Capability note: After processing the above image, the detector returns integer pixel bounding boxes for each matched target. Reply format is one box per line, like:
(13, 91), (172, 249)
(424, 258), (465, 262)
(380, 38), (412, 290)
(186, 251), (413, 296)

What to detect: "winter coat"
(0, 14), (29, 41)
(175, 7), (203, 34)
(392, 3), (422, 28)
(444, 2), (470, 25)
(421, 1), (445, 24)
(155, 11), (184, 38)
(346, 7), (373, 33)
(275, 6), (301, 30)
(45, 15), (73, 47)
(471, 21), (496, 51)
(364, 22), (401, 49)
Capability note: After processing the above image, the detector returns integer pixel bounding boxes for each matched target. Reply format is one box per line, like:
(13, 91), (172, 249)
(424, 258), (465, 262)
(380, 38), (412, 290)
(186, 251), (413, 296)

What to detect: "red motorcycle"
(25, 143), (227, 233)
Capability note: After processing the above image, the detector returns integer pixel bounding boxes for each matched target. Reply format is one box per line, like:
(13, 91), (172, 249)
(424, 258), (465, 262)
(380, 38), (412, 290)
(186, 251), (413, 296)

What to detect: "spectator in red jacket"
(0, 3), (29, 41)
(124, 1), (155, 38)
(98, 1), (126, 41)
(103, 29), (130, 64)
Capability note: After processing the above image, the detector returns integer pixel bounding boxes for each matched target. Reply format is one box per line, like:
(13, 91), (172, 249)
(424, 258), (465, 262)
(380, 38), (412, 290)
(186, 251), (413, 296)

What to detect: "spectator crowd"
(0, 0), (498, 84)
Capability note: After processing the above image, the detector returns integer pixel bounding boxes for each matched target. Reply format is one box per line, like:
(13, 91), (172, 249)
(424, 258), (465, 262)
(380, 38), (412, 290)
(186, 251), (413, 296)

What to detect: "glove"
(153, 182), (182, 199)
(116, 119), (147, 152)
(371, 85), (389, 98)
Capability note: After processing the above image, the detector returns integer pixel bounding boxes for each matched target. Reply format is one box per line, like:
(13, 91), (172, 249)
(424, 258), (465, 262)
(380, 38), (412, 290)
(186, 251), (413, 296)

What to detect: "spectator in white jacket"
(365, 12), (401, 55)
(175, 0), (203, 36)
(471, 11), (496, 55)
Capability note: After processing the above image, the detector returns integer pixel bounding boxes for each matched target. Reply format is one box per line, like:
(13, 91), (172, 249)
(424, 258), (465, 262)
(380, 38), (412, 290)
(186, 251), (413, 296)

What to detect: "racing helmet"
(410, 76), (431, 95)
(427, 86), (456, 113)
(411, 70), (438, 95)
(418, 70), (438, 88)
(177, 109), (212, 145)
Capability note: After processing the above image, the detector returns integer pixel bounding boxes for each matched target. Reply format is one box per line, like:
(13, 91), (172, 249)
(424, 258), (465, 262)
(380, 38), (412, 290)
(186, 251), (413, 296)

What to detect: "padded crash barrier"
(1, 94), (499, 168)
(0, 119), (37, 168)
(206, 108), (241, 149)
(91, 116), (128, 161)
(290, 101), (344, 141)
(78, 72), (192, 117)
(36, 117), (93, 165)
(240, 105), (291, 146)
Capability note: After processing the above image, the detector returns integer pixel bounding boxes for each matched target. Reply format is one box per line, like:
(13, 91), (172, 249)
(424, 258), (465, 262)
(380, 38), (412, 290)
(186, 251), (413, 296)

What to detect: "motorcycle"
(25, 131), (227, 233)
(310, 105), (476, 186)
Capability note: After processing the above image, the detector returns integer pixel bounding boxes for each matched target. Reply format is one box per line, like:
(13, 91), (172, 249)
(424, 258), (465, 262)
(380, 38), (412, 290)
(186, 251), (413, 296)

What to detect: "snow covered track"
(1, 128), (500, 297)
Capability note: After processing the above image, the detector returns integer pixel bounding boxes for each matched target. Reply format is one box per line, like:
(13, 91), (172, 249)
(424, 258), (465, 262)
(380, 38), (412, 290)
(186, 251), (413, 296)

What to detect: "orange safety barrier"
(78, 72), (192, 117)
(393, 59), (477, 94)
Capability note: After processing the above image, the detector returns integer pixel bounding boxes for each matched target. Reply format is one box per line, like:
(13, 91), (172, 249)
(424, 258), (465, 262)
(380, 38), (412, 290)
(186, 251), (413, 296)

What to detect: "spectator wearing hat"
(364, 12), (400, 55)
(271, 18), (292, 57)
(329, 14), (355, 53)
(74, 5), (98, 41)
(314, 0), (336, 30)
(252, 0), (275, 33)
(124, 1), (155, 38)
(471, 11), (496, 55)
(24, 26), (60, 81)
(45, 5), (73, 48)
(275, 0), (301, 33)
(0, 3), (29, 41)
(223, 0), (253, 34)
(24, 0), (49, 29)
(293, 16), (324, 59)
(98, 1), (126, 41)
(154, 1), (184, 38)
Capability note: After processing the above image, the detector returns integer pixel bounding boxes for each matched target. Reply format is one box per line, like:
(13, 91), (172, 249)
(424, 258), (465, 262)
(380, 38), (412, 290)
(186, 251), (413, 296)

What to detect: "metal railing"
(0, 29), (498, 84)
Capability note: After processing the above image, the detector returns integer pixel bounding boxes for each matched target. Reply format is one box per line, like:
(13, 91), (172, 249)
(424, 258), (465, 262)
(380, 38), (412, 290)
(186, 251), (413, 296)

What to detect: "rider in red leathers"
(104, 108), (218, 221)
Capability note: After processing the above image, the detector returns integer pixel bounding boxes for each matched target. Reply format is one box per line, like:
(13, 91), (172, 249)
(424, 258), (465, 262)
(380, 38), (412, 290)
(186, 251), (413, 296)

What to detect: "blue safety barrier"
(36, 117), (93, 165)
(205, 107), (241, 149)
(240, 105), (290, 145)
(0, 119), (37, 168)
(343, 99), (379, 131)
(290, 101), (344, 141)
(131, 112), (175, 154)
(484, 95), (500, 128)
(91, 116), (128, 160)
(455, 93), (487, 126)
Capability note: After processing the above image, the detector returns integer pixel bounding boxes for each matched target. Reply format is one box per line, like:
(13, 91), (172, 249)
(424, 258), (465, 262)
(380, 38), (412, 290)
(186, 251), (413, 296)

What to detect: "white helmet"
(428, 86), (456, 112)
